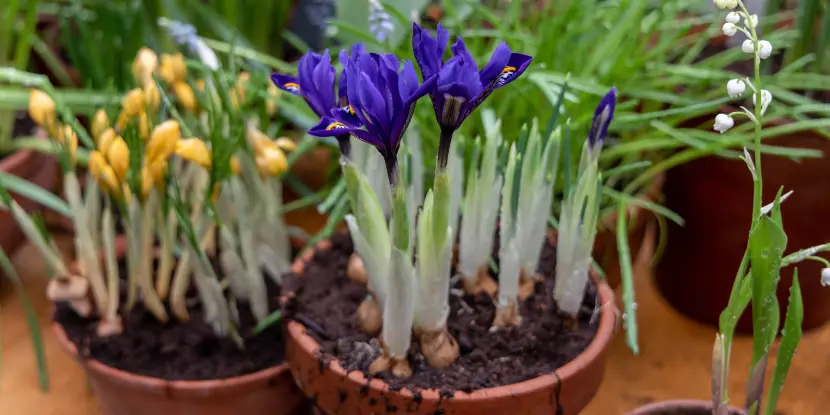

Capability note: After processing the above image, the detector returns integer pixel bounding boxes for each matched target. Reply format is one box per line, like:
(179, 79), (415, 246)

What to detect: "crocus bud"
(752, 89), (773, 115)
(146, 120), (181, 165)
(722, 23), (737, 37)
(727, 79), (745, 98)
(159, 53), (187, 84)
(741, 39), (755, 54)
(274, 137), (297, 152)
(714, 113), (734, 134)
(138, 111), (150, 141)
(141, 165), (155, 199)
(725, 12), (740, 24)
(121, 88), (145, 119)
(62, 125), (78, 165)
(28, 89), (56, 130)
(142, 82), (161, 114)
(97, 128), (116, 153)
(758, 40), (772, 59)
(107, 136), (130, 182)
(231, 72), (251, 108)
(91, 109), (109, 140)
(132, 47), (158, 86)
(821, 268), (830, 287)
(246, 127), (271, 151)
(89, 151), (120, 195)
(175, 138), (212, 169)
(172, 81), (198, 113)
(255, 146), (288, 176)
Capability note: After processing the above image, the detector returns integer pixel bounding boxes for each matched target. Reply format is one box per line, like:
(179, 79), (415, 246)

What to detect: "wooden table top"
(1, 220), (828, 414)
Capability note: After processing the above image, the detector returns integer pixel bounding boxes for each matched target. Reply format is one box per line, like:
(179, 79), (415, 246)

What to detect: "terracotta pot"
(285, 230), (617, 415)
(594, 173), (665, 288)
(52, 238), (306, 415)
(0, 127), (60, 256)
(626, 400), (745, 415)
(657, 109), (830, 332)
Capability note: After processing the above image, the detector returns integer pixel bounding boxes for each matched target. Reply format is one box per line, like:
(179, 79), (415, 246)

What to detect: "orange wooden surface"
(1, 215), (828, 414)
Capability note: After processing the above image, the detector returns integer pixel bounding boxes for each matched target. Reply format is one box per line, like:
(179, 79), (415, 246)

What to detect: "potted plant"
(0, 45), (307, 413)
(273, 23), (618, 414)
(632, 3), (819, 414)
(656, 0), (830, 332)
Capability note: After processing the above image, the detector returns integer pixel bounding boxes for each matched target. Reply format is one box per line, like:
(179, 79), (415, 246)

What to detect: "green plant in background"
(779, 0), (829, 74)
(706, 1), (830, 413)
(0, 0), (41, 153)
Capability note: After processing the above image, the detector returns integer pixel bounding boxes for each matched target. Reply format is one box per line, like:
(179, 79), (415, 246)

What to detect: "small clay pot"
(0, 126), (59, 256)
(52, 238), (306, 415)
(594, 172), (665, 288)
(285, 230), (617, 415)
(657, 108), (830, 332)
(626, 400), (745, 415)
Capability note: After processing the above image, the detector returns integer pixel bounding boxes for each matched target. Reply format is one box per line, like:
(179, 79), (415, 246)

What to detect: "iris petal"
(588, 87), (617, 148)
(309, 117), (381, 148)
(479, 43), (512, 86)
(271, 73), (302, 96)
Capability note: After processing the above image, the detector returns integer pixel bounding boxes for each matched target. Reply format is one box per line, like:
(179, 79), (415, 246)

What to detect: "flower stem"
(436, 128), (454, 172)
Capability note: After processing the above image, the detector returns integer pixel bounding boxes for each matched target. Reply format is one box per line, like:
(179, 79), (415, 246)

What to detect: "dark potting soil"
(284, 231), (599, 393)
(53, 258), (286, 381)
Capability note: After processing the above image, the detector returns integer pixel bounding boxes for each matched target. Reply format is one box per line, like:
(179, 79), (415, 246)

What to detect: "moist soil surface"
(284, 231), (599, 393)
(54, 258), (286, 381)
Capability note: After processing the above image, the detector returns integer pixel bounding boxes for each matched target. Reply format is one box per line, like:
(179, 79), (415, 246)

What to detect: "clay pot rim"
(50, 233), (302, 397)
(626, 399), (746, 415)
(286, 229), (617, 403)
(51, 321), (290, 396)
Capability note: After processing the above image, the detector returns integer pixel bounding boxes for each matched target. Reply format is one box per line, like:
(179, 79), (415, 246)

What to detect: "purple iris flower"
(412, 23), (533, 133)
(271, 45), (367, 156)
(307, 52), (436, 186)
(587, 87), (617, 153)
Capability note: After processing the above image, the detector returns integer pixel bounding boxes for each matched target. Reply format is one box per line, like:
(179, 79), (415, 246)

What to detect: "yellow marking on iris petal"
(348, 105), (356, 115)
(497, 65), (517, 85)
(326, 121), (348, 131)
(501, 66), (517, 74)
(284, 82), (301, 92)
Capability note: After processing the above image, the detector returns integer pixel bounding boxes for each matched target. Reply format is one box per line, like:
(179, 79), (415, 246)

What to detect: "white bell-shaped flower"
(727, 79), (746, 98)
(714, 0), (738, 9)
(753, 89), (773, 115)
(744, 14), (758, 29)
(722, 23), (738, 37)
(822, 268), (830, 287)
(742, 39), (755, 54)
(714, 113), (735, 134)
(725, 12), (741, 24)
(758, 40), (773, 59)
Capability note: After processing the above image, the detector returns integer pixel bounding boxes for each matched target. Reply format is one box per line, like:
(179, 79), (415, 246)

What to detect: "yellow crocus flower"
(140, 165), (154, 200)
(159, 53), (187, 84)
(266, 82), (280, 117)
(142, 82), (161, 114)
(97, 128), (117, 154)
(274, 137), (297, 152)
(121, 88), (145, 119)
(255, 146), (288, 177)
(107, 136), (130, 182)
(28, 89), (56, 134)
(174, 138), (211, 169)
(62, 125), (78, 166)
(146, 120), (181, 165)
(132, 47), (158, 87)
(246, 127), (270, 152)
(91, 109), (109, 141)
(89, 151), (120, 195)
(138, 111), (150, 141)
(172, 81), (198, 113)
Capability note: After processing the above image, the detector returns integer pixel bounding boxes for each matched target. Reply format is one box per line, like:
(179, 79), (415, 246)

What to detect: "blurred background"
(0, 0), (828, 413)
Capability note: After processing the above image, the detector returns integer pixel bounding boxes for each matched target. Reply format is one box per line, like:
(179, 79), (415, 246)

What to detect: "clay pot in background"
(285, 230), (617, 415)
(657, 114), (830, 332)
(51, 241), (306, 415)
(0, 126), (60, 256)
(626, 400), (745, 415)
(594, 173), (665, 288)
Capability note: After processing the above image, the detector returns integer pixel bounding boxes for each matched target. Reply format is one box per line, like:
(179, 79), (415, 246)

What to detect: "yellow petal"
(132, 47), (158, 86)
(97, 128), (116, 154)
(255, 146), (288, 177)
(91, 109), (109, 141)
(138, 111), (150, 141)
(89, 151), (120, 195)
(142, 83), (161, 114)
(246, 127), (270, 151)
(195, 79), (206, 92)
(175, 138), (211, 169)
(172, 82), (198, 113)
(121, 88), (145, 119)
(160, 53), (187, 84)
(122, 184), (133, 205)
(274, 137), (297, 152)
(141, 166), (154, 200)
(232, 71), (251, 108)
(28, 89), (56, 130)
(107, 136), (130, 182)
(146, 120), (181, 165)
(62, 126), (78, 166)
(230, 156), (240, 175)
(148, 159), (167, 186)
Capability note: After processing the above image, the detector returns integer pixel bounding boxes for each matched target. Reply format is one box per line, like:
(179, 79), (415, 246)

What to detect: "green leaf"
(765, 271), (803, 415)
(0, 171), (72, 217)
(603, 187), (684, 226)
(252, 310), (282, 335)
(0, 246), (49, 391)
(748, 214), (787, 366)
(616, 199), (638, 354)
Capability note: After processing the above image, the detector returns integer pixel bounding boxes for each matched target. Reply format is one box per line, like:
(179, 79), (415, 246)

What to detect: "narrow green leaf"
(748, 214), (787, 365)
(603, 187), (684, 226)
(616, 199), (638, 354)
(253, 310), (282, 335)
(0, 171), (72, 217)
(765, 271), (803, 415)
